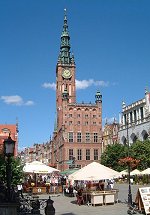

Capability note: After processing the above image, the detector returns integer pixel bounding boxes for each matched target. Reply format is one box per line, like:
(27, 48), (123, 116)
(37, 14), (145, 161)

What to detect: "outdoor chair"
(76, 194), (84, 206)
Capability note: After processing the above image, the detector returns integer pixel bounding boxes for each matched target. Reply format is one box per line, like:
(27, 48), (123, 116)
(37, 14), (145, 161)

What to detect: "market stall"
(68, 162), (119, 206)
(68, 162), (119, 181)
(23, 161), (60, 194)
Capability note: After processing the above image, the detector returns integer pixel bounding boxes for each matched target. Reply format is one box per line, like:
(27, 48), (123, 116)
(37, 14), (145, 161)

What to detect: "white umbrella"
(23, 161), (59, 174)
(130, 169), (141, 176)
(68, 162), (119, 181)
(119, 169), (128, 176)
(141, 168), (150, 175)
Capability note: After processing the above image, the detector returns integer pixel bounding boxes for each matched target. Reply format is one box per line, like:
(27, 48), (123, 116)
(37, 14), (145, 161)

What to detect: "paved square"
(39, 183), (145, 215)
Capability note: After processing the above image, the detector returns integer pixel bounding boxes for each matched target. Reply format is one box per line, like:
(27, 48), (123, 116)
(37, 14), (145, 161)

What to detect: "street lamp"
(3, 133), (15, 201)
(126, 117), (132, 206)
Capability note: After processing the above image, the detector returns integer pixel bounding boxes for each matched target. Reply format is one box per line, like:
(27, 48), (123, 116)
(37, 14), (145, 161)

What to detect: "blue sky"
(0, 0), (150, 150)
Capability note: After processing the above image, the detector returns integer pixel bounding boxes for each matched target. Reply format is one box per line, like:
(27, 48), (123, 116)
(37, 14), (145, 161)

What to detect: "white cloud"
(76, 79), (109, 90)
(42, 82), (56, 90)
(1, 95), (23, 105)
(93, 80), (109, 87)
(76, 79), (93, 89)
(42, 79), (109, 91)
(0, 95), (34, 106)
(25, 100), (34, 106)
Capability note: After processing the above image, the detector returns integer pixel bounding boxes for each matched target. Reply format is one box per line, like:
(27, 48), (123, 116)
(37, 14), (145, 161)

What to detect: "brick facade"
(51, 11), (103, 171)
(0, 124), (18, 157)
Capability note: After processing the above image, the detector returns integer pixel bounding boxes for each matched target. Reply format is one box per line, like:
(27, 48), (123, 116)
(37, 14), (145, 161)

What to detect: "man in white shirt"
(17, 184), (23, 198)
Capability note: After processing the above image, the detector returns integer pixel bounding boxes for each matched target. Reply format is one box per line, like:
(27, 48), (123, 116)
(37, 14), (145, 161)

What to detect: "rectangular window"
(130, 112), (132, 123)
(86, 149), (90, 160)
(140, 107), (144, 119)
(94, 133), (98, 143)
(85, 114), (88, 118)
(134, 110), (137, 122)
(93, 122), (96, 125)
(94, 149), (98, 160)
(69, 149), (73, 160)
(124, 114), (127, 125)
(93, 115), (96, 118)
(69, 132), (73, 142)
(85, 121), (88, 125)
(69, 114), (72, 118)
(77, 132), (82, 142)
(77, 149), (82, 160)
(77, 114), (80, 118)
(86, 133), (90, 143)
(69, 121), (72, 125)
(77, 121), (80, 125)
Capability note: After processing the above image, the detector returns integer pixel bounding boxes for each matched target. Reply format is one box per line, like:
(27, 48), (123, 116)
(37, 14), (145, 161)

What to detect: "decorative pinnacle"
(64, 8), (67, 19)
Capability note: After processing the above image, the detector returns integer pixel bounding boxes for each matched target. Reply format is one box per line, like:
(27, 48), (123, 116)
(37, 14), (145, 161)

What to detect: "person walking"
(17, 183), (24, 198)
(45, 196), (55, 215)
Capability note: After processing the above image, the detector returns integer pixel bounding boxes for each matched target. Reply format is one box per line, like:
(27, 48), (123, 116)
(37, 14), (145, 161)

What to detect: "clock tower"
(56, 10), (76, 129)
(52, 10), (103, 171)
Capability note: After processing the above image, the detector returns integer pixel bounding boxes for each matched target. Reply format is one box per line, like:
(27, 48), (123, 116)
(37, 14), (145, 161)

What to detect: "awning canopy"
(60, 168), (79, 175)
(23, 161), (60, 174)
(141, 168), (150, 175)
(130, 169), (141, 176)
(68, 162), (119, 181)
(119, 169), (128, 176)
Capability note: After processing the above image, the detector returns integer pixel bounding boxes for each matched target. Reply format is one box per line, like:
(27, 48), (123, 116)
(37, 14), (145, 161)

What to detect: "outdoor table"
(82, 189), (119, 206)
(32, 187), (46, 194)
(91, 192), (104, 206)
(104, 191), (115, 205)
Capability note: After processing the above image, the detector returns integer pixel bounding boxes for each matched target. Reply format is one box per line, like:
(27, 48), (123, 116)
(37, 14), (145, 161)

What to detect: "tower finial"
(95, 90), (102, 103)
(64, 8), (67, 15)
(145, 86), (149, 95)
(58, 9), (74, 65)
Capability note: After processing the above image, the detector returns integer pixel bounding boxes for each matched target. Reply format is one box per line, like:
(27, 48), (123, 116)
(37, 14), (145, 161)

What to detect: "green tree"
(101, 143), (127, 171)
(0, 155), (6, 181)
(0, 155), (24, 186)
(101, 140), (150, 172)
(130, 140), (150, 170)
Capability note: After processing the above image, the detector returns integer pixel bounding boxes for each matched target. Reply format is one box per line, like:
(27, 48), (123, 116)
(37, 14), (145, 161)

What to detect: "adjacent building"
(19, 141), (52, 165)
(0, 123), (18, 156)
(102, 119), (119, 152)
(118, 89), (150, 145)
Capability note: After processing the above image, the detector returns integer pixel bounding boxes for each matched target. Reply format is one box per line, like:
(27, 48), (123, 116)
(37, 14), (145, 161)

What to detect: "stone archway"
(141, 130), (149, 141)
(122, 136), (127, 145)
(131, 133), (137, 143)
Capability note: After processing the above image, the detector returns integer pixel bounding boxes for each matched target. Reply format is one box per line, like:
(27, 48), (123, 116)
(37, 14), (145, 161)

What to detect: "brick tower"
(52, 10), (103, 171)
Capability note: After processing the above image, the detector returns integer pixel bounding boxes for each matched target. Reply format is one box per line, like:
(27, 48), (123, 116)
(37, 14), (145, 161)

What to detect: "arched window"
(142, 130), (149, 141)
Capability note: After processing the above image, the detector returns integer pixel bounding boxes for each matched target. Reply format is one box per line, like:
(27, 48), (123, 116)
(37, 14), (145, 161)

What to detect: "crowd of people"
(63, 179), (115, 205)
(22, 173), (68, 194)
(1, 171), (115, 199)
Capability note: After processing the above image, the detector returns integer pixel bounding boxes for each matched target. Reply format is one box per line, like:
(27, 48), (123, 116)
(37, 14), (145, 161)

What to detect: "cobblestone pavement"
(39, 183), (146, 215)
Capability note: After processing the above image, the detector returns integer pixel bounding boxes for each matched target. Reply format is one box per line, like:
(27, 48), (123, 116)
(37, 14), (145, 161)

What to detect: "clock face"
(62, 69), (72, 79)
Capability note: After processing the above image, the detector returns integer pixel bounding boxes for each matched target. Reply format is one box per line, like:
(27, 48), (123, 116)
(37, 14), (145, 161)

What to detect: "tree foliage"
(130, 140), (150, 170)
(101, 140), (150, 172)
(0, 155), (24, 186)
(101, 143), (127, 171)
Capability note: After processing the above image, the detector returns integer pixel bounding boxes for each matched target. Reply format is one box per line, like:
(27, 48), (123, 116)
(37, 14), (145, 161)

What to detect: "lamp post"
(126, 117), (132, 206)
(3, 133), (15, 201)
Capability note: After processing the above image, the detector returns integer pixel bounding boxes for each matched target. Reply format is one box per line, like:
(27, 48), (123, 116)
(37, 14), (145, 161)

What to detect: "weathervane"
(64, 8), (67, 15)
